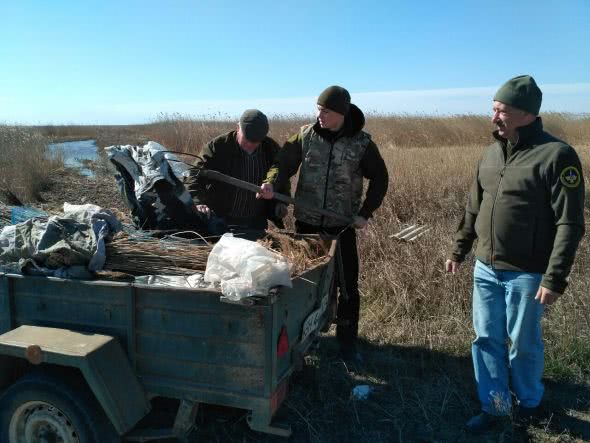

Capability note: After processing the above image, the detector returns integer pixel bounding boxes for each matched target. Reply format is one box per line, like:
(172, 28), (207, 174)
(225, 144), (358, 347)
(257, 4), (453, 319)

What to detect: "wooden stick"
(194, 169), (354, 225)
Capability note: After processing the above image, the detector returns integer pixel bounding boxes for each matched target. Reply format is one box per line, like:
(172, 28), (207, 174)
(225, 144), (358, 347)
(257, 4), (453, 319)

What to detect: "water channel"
(48, 139), (98, 177)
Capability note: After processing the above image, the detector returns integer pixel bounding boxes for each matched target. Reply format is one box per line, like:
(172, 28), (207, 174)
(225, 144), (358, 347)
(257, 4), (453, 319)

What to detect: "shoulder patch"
(560, 166), (581, 188)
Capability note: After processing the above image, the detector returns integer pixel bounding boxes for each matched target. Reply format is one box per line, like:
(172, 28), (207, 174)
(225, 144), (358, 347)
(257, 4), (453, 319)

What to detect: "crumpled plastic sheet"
(63, 203), (123, 271)
(204, 233), (292, 301)
(351, 385), (372, 400)
(11, 206), (48, 225)
(134, 273), (216, 289)
(105, 141), (192, 203)
(0, 203), (122, 277)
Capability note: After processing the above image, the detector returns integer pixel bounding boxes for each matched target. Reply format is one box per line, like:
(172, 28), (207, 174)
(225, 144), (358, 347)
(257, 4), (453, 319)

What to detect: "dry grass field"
(2, 114), (589, 441)
(0, 126), (63, 204)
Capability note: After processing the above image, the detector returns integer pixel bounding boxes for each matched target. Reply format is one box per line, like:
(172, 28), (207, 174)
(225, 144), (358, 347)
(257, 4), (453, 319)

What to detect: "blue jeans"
(472, 260), (545, 415)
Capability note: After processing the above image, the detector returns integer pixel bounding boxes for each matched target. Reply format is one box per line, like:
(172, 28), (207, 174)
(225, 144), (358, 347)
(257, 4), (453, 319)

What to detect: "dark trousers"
(295, 221), (360, 348)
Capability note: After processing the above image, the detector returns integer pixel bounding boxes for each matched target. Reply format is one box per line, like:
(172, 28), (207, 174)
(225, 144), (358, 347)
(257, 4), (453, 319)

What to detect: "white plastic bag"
(205, 233), (292, 301)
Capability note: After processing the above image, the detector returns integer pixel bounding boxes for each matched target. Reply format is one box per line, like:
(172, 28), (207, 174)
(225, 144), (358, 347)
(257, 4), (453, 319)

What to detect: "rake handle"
(194, 169), (354, 225)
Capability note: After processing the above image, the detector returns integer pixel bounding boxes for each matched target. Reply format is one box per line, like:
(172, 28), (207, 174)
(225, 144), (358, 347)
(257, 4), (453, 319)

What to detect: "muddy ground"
(37, 159), (131, 222)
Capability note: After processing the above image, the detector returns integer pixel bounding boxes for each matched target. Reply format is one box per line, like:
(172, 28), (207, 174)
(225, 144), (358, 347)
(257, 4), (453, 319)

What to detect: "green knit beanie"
(493, 75), (542, 115)
(317, 86), (351, 115)
(239, 109), (269, 142)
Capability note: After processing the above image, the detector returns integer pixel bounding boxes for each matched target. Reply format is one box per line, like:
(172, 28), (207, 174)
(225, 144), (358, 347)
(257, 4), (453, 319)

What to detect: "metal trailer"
(0, 238), (337, 442)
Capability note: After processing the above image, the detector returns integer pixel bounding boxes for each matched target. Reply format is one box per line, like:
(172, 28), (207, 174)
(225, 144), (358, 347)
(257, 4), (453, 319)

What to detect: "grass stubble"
(2, 114), (589, 442)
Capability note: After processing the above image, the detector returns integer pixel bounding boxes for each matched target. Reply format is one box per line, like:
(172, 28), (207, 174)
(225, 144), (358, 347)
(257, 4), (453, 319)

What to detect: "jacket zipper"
(320, 141), (336, 225)
(490, 145), (509, 267)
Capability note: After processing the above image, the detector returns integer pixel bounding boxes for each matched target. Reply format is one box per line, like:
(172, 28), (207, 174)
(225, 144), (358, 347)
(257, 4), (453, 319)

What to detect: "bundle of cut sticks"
(104, 230), (330, 277)
(104, 232), (212, 276)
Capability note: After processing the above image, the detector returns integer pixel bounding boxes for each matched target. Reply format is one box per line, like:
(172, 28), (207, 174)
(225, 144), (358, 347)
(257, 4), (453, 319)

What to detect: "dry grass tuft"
(0, 125), (62, 204)
(258, 231), (330, 276)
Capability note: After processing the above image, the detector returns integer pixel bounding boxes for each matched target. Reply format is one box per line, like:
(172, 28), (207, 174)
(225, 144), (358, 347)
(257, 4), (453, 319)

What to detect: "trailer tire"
(0, 370), (119, 443)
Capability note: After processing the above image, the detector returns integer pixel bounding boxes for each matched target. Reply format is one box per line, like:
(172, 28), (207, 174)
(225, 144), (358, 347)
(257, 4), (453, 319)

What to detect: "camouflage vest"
(294, 124), (370, 226)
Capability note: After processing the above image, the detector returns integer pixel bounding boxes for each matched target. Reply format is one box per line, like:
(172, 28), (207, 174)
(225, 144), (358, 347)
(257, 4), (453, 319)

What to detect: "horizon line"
(2, 82), (589, 125)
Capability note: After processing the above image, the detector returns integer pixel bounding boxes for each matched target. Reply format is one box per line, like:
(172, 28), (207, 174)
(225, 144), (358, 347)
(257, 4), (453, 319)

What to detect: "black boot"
(338, 341), (365, 367)
(465, 412), (511, 433)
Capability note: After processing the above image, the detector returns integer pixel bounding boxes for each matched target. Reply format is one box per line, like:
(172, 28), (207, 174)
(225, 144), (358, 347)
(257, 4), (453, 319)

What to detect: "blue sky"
(1, 0), (588, 124)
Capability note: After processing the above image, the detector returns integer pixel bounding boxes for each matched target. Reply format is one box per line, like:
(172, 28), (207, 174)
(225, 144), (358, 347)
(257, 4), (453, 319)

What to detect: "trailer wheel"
(0, 370), (118, 443)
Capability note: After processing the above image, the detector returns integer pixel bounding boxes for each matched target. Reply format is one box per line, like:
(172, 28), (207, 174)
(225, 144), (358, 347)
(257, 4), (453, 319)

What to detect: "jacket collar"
(493, 117), (544, 148)
(313, 104), (366, 141)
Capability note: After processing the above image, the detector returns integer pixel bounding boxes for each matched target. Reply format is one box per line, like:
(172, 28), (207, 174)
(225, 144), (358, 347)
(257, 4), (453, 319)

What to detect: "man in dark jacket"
(264, 86), (389, 363)
(188, 109), (286, 230)
(446, 75), (585, 432)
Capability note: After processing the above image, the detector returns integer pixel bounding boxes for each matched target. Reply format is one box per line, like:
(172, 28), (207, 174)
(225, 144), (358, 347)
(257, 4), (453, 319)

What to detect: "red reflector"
(277, 326), (289, 358)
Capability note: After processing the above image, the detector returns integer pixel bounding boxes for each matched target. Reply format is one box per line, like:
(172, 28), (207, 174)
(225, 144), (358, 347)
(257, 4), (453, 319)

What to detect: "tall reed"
(0, 125), (62, 204)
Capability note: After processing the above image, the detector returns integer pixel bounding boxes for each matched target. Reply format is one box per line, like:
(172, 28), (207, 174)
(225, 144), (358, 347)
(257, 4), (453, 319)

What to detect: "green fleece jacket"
(187, 131), (284, 224)
(452, 118), (585, 293)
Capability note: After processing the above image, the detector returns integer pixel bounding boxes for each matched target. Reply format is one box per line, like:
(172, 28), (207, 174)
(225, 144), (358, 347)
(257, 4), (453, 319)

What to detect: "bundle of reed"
(104, 232), (212, 276)
(258, 231), (330, 276)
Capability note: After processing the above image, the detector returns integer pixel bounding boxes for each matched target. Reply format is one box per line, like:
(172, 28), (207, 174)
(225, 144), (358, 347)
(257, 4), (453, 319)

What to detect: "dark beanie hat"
(317, 86), (351, 115)
(493, 75), (542, 115)
(239, 109), (269, 142)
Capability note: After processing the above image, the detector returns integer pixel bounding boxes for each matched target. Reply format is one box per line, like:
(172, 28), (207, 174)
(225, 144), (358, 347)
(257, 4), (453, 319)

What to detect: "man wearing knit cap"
(446, 75), (585, 432)
(187, 109), (287, 230)
(264, 85), (389, 364)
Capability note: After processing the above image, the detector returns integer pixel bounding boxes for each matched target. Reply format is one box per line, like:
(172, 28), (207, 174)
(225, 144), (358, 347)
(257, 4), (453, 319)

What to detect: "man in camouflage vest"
(263, 86), (389, 363)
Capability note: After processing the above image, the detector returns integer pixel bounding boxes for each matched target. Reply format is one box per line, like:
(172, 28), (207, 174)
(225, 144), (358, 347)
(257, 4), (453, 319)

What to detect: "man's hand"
(535, 286), (561, 305)
(195, 204), (211, 217)
(257, 183), (274, 200)
(445, 259), (460, 274)
(352, 216), (368, 229)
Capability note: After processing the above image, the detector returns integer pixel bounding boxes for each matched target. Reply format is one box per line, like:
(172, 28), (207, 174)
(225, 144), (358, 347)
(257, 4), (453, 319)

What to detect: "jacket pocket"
(493, 218), (535, 263)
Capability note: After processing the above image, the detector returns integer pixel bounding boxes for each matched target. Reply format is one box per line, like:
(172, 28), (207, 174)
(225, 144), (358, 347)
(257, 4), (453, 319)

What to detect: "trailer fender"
(0, 325), (150, 435)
